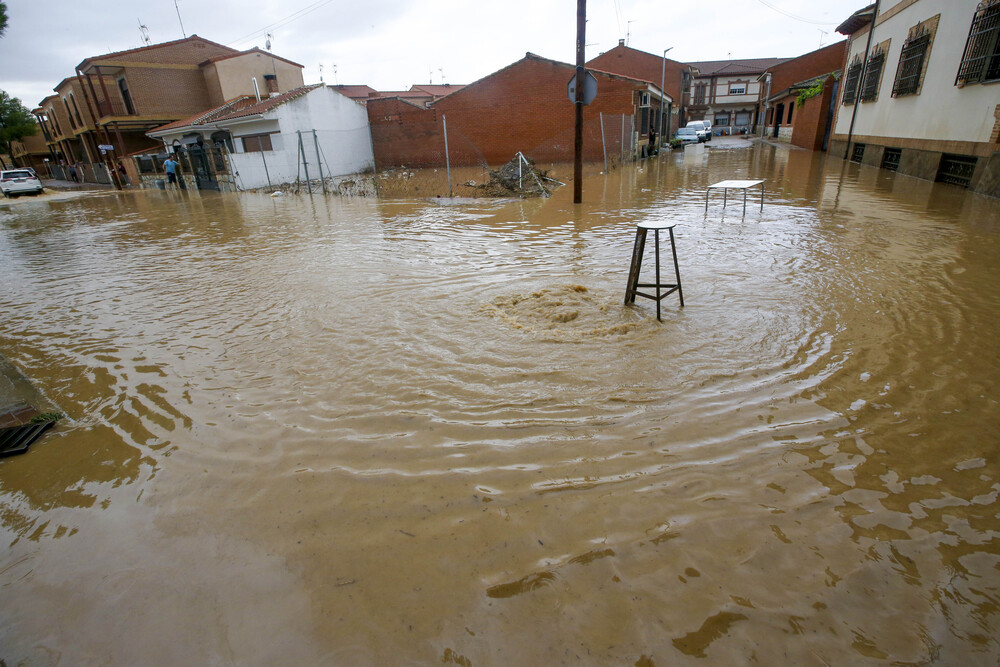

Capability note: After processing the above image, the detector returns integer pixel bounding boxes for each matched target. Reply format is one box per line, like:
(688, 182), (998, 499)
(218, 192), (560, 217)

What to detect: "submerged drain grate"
(0, 421), (55, 457)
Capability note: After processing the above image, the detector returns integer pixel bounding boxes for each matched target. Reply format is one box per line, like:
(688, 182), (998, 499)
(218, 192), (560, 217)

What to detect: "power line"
(226, 0), (337, 47)
(753, 0), (838, 26)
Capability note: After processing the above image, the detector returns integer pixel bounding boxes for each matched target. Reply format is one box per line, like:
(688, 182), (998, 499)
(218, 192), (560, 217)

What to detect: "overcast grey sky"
(1, 0), (864, 108)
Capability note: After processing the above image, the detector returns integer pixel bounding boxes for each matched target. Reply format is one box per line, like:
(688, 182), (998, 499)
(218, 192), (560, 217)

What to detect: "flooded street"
(2, 142), (999, 664)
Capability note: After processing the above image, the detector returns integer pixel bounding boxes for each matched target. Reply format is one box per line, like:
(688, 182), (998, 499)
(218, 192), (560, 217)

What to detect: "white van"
(686, 120), (712, 141)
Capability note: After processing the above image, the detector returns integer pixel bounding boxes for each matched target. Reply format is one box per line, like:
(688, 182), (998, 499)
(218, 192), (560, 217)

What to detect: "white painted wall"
(228, 87), (374, 190)
(833, 0), (997, 143)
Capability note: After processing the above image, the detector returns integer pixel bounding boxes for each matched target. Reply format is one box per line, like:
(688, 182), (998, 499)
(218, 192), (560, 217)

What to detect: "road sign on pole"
(567, 71), (598, 106)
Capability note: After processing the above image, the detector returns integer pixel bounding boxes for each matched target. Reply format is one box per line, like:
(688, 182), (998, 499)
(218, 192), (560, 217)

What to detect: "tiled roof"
(837, 4), (876, 34)
(332, 84), (378, 100)
(686, 57), (790, 76)
(409, 84), (465, 97)
(78, 34), (238, 69)
(212, 84), (321, 122)
(148, 84), (322, 135)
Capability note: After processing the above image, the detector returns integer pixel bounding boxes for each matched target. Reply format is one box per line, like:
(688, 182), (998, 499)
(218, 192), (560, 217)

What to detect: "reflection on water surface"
(2, 144), (999, 664)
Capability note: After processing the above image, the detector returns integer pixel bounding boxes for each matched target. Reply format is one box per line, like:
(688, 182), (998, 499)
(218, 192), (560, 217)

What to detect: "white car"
(686, 120), (712, 142)
(1, 169), (44, 197)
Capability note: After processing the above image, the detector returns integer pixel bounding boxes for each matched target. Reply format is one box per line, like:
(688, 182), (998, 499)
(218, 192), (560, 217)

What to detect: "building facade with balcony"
(830, 0), (1000, 197)
(32, 35), (305, 187)
(686, 57), (789, 135)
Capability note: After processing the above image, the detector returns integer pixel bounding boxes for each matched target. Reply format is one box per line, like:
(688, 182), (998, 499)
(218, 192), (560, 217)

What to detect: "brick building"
(686, 57), (789, 134)
(8, 133), (51, 173)
(332, 83), (464, 107)
(587, 40), (693, 136)
(33, 35), (304, 186)
(367, 53), (671, 170)
(758, 41), (848, 143)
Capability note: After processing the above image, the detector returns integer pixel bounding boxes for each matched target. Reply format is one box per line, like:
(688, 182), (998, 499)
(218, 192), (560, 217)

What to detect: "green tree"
(1, 90), (39, 169)
(0, 3), (8, 38)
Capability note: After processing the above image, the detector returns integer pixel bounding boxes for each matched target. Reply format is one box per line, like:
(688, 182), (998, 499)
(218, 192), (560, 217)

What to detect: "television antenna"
(265, 32), (273, 51)
(332, 63), (338, 85)
(174, 0), (186, 38)
(318, 63), (324, 82)
(138, 19), (151, 46)
(818, 29), (828, 47)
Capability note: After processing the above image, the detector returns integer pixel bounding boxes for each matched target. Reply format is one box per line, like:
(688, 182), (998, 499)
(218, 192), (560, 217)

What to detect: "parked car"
(0, 169), (44, 198)
(686, 120), (712, 142)
(675, 127), (704, 144)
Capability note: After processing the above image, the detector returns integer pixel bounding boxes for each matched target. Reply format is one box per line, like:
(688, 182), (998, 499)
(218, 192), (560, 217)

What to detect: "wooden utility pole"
(573, 0), (586, 203)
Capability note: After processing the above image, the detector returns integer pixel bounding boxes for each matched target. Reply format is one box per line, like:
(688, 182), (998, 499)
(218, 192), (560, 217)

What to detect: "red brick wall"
(88, 37), (237, 66)
(125, 66), (213, 116)
(768, 41), (847, 95)
(791, 76), (835, 151)
(587, 45), (688, 102)
(369, 55), (646, 169)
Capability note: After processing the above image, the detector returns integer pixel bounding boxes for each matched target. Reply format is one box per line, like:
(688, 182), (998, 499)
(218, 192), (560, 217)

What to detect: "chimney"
(264, 74), (278, 95)
(619, 39), (625, 46)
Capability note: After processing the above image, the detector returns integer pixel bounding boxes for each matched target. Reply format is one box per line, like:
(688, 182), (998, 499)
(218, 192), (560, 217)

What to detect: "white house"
(830, 0), (1000, 197)
(147, 84), (374, 191)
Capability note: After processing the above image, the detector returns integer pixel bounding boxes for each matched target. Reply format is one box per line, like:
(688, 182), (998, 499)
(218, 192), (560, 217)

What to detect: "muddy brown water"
(1, 143), (999, 665)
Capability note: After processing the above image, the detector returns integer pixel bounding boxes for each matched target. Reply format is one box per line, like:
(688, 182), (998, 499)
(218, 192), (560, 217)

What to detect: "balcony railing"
(94, 96), (132, 118)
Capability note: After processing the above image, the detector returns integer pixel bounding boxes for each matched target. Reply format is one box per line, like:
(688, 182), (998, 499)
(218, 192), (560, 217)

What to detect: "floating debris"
(474, 153), (563, 198)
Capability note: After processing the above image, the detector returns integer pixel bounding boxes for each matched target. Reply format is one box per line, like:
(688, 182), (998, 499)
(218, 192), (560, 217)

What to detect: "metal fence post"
(312, 129), (326, 194)
(298, 130), (312, 194)
(600, 112), (607, 173)
(442, 114), (452, 198)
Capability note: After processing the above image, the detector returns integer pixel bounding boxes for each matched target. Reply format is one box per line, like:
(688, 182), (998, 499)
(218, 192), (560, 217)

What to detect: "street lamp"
(659, 47), (673, 146)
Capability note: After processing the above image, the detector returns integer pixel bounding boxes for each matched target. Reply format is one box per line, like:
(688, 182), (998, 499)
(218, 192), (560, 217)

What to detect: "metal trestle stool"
(624, 221), (684, 321)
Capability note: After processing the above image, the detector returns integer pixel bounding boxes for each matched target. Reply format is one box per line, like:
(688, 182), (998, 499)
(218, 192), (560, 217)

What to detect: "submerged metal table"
(705, 179), (765, 215)
(624, 221), (684, 322)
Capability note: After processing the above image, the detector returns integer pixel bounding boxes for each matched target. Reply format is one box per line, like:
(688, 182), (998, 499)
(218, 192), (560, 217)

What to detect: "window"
(881, 147), (902, 171)
(48, 107), (62, 136)
(842, 57), (863, 104)
(69, 93), (83, 126)
(735, 111), (752, 126)
(851, 143), (866, 163)
(893, 28), (932, 96)
(693, 83), (706, 105)
(787, 104), (794, 123)
(639, 92), (650, 106)
(956, 2), (1000, 85)
(936, 154), (978, 187)
(241, 134), (273, 152)
(117, 77), (135, 115)
(62, 98), (76, 129)
(729, 84), (746, 95)
(859, 47), (887, 102)
(714, 113), (730, 126)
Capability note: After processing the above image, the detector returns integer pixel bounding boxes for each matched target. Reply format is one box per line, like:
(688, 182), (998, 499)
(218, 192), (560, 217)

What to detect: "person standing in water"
(163, 154), (180, 188)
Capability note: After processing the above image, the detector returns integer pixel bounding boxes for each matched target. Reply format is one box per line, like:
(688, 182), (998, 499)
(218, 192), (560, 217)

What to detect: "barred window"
(859, 48), (886, 102)
(842, 59), (863, 104)
(956, 2), (1000, 85)
(893, 30), (931, 96)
